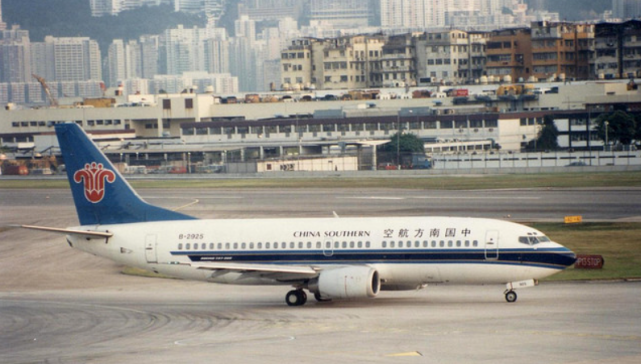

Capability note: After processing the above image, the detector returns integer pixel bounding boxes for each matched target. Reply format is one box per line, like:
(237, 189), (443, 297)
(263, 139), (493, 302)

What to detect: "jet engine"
(309, 266), (380, 299)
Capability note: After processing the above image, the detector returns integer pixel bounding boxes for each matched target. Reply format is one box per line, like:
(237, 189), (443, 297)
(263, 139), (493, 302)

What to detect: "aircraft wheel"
(505, 290), (517, 303)
(286, 289), (307, 306)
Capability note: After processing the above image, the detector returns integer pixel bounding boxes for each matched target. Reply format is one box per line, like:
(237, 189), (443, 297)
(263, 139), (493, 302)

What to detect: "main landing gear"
(285, 289), (332, 306)
(286, 289), (307, 306)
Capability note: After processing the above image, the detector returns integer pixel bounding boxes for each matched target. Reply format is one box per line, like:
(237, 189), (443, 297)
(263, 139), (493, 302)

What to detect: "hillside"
(2, 0), (205, 54)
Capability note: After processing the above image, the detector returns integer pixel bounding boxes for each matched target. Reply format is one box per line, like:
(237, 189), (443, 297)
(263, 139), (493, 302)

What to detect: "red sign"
(574, 255), (604, 269)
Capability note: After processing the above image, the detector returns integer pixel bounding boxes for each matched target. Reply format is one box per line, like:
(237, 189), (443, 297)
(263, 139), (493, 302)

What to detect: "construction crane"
(32, 74), (59, 107)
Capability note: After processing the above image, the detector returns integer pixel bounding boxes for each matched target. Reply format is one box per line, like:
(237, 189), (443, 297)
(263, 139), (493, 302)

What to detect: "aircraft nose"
(557, 247), (577, 268)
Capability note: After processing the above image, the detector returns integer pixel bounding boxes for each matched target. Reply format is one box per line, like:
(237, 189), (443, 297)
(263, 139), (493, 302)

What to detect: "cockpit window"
(519, 235), (550, 245)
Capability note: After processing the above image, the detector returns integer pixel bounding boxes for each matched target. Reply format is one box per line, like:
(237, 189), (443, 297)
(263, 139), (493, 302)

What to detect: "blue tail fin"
(56, 123), (197, 225)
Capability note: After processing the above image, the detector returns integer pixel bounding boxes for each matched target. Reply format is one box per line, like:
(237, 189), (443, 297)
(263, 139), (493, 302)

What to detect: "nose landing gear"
(504, 279), (537, 303)
(505, 290), (517, 303)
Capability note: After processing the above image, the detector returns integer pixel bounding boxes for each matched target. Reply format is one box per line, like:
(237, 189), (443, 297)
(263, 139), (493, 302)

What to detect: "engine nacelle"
(312, 266), (380, 299)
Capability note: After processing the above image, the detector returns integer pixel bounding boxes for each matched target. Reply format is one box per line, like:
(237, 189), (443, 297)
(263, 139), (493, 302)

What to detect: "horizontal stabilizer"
(16, 225), (113, 239)
(190, 262), (318, 276)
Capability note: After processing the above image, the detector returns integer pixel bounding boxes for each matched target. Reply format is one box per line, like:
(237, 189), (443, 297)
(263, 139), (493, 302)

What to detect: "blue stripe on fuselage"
(170, 248), (576, 269)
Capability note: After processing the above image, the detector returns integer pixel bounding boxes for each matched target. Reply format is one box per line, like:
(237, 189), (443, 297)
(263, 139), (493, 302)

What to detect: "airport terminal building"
(1, 80), (640, 173)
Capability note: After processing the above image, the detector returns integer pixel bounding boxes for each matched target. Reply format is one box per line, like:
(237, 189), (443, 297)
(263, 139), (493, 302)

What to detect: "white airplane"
(20, 123), (576, 306)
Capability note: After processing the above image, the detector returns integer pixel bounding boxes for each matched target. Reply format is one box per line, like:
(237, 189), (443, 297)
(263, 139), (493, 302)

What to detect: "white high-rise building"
(0, 0), (7, 30)
(613, 0), (641, 19)
(380, 0), (448, 28)
(41, 36), (102, 81)
(235, 15), (257, 42)
(0, 26), (32, 83)
(203, 28), (229, 74)
(139, 35), (160, 79)
(90, 0), (123, 17)
(91, 0), (170, 16)
(162, 25), (209, 75)
(310, 0), (373, 29)
(107, 39), (127, 87)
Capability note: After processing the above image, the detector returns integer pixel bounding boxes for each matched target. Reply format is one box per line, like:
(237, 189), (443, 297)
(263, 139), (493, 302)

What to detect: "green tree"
(595, 110), (637, 148)
(378, 132), (425, 166)
(535, 115), (560, 151)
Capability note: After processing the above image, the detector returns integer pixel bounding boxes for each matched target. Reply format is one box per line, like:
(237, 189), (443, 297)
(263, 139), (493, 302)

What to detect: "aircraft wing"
(190, 262), (320, 281)
(14, 225), (113, 240)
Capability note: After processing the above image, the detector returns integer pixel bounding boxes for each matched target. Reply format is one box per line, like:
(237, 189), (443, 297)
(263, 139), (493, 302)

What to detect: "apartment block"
(530, 21), (594, 81)
(415, 30), (475, 85)
(485, 27), (532, 82)
(592, 20), (641, 79)
(281, 35), (386, 91)
(375, 34), (416, 87)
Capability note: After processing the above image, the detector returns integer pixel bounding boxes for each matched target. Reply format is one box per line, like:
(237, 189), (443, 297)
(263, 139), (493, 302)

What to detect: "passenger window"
(398, 241), (403, 248)
(366, 241), (370, 248)
(217, 243), (222, 249)
(432, 241), (436, 247)
(316, 242), (321, 249)
(290, 242), (295, 249)
(334, 241), (339, 248)
(282, 242), (286, 249)
(423, 241), (428, 248)
(250, 243), (254, 249)
(465, 240), (470, 247)
(440, 241), (445, 247)
(326, 242), (331, 249)
(267, 242), (272, 249)
(299, 242), (303, 249)
(382, 241), (387, 248)
(473, 240), (478, 247)
(342, 241), (347, 248)
(390, 241), (395, 248)
(233, 243), (238, 249)
(456, 241), (461, 247)
(307, 242), (312, 249)
(178, 243), (183, 250)
(241, 243), (246, 249)
(358, 241), (363, 248)
(350, 241), (355, 248)
(448, 241), (453, 247)
(225, 243), (230, 249)
(186, 243), (191, 250)
(415, 241), (420, 248)
(257, 243), (262, 249)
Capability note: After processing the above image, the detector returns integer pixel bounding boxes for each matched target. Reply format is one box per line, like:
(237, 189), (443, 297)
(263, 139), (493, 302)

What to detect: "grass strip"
(2, 171), (641, 190)
(530, 222), (641, 281)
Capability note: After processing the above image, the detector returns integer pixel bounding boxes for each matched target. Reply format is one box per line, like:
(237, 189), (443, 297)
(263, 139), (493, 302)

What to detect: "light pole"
(396, 113), (401, 169)
(604, 120), (609, 151)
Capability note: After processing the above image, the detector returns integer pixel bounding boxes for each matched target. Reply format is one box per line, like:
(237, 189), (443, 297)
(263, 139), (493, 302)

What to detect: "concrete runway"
(1, 282), (640, 363)
(1, 187), (641, 363)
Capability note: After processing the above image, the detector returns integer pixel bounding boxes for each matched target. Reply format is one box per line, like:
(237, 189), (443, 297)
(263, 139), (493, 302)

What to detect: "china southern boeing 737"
(20, 123), (576, 306)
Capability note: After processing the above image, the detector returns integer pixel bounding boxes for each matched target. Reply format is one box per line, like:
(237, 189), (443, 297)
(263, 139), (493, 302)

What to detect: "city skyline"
(0, 0), (638, 103)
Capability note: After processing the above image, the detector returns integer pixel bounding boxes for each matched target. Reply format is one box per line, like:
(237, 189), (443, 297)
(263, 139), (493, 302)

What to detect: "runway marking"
(174, 335), (295, 347)
(415, 196), (540, 200)
(386, 351), (423, 357)
(344, 197), (406, 200)
(345, 196), (540, 201)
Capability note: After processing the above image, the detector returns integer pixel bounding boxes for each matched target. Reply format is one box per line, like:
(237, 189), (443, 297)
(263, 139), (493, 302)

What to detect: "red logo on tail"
(73, 162), (116, 203)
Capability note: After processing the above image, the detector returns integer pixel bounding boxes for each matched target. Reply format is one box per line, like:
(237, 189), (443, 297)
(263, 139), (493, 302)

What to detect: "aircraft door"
(145, 234), (158, 263)
(484, 230), (499, 260)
